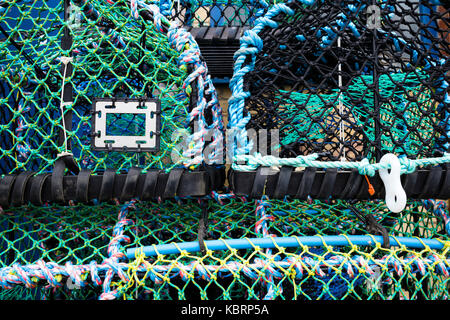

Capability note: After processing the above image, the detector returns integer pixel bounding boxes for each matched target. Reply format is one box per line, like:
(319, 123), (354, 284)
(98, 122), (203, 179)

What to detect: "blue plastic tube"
(126, 235), (446, 259)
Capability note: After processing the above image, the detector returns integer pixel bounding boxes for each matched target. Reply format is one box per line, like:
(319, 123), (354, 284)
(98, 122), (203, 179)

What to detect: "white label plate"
(92, 99), (160, 152)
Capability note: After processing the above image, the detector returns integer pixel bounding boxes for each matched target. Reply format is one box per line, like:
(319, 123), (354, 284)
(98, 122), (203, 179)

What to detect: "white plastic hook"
(379, 153), (407, 213)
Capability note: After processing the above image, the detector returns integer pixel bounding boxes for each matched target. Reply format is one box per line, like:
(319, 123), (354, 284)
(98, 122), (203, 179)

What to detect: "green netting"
(348, 71), (439, 159)
(0, 0), (222, 175)
(1, 197), (449, 300)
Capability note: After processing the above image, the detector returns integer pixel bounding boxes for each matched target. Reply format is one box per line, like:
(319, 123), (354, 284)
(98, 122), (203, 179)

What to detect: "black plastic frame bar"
(0, 166), (225, 208)
(229, 164), (450, 200)
(184, 26), (246, 78)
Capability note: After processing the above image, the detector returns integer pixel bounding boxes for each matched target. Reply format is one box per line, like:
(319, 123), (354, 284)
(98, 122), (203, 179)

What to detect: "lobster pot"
(0, 0), (225, 207)
(228, 0), (449, 200)
(0, 197), (449, 300)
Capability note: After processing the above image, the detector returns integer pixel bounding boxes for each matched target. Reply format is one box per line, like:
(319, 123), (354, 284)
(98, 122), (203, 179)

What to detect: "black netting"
(239, 0), (449, 162)
(169, 0), (268, 27)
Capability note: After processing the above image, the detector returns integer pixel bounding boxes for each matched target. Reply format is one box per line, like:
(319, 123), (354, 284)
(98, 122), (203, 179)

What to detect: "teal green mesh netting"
(279, 71), (439, 159)
(0, 0), (223, 175)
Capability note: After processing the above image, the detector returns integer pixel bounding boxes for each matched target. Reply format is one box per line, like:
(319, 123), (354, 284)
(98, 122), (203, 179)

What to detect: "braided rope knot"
(258, 258), (283, 279)
(17, 144), (31, 160)
(255, 211), (275, 235)
(407, 254), (427, 276)
(88, 261), (102, 286)
(36, 260), (63, 288)
(399, 157), (417, 174)
(430, 253), (450, 278)
(176, 261), (190, 282)
(304, 256), (326, 277)
(195, 262), (211, 281)
(285, 256), (304, 279)
(357, 158), (376, 177)
(240, 30), (263, 51)
(158, 0), (172, 16)
(228, 90), (251, 103)
(0, 269), (14, 290)
(103, 258), (130, 282)
(248, 153), (276, 167)
(237, 261), (258, 280)
(234, 153), (319, 170)
(99, 291), (118, 300)
(13, 263), (36, 288)
(65, 261), (86, 288)
(388, 256), (404, 277)
(357, 256), (375, 276)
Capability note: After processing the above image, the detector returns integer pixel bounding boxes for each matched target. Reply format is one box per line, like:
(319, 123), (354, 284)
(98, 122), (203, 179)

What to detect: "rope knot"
(240, 30), (263, 51)
(358, 158), (376, 177)
(399, 156), (416, 174)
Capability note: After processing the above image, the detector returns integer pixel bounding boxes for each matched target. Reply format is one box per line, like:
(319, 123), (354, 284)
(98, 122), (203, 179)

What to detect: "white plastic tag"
(379, 153), (407, 213)
(92, 98), (160, 152)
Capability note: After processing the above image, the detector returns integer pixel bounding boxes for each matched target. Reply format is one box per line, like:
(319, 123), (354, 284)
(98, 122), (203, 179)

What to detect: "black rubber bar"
(229, 166), (450, 200)
(0, 168), (225, 208)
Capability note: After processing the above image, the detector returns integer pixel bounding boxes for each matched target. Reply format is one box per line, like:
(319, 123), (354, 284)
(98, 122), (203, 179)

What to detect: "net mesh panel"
(0, 197), (449, 300)
(233, 0), (449, 162)
(168, 0), (269, 27)
(0, 0), (221, 175)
